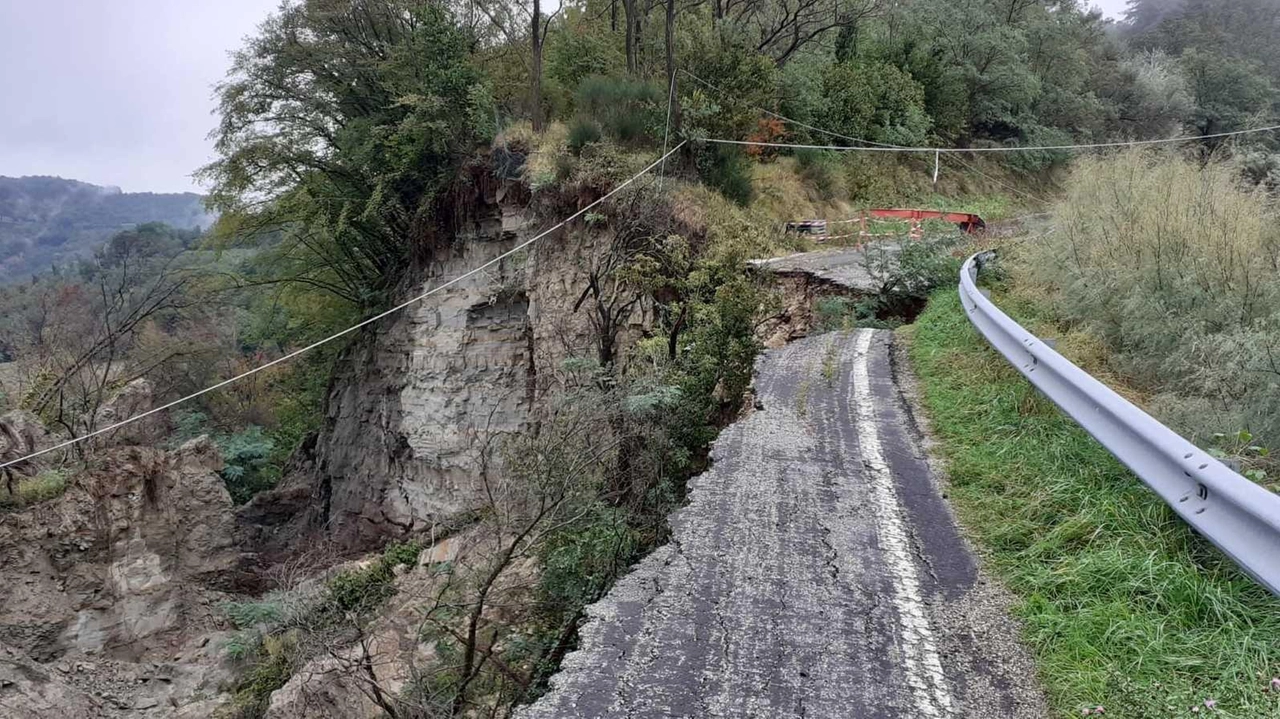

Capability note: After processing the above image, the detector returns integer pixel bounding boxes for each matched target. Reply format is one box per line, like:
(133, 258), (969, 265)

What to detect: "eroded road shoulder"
(520, 329), (1047, 719)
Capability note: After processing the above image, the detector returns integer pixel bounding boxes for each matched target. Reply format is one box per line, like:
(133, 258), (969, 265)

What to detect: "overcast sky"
(0, 0), (279, 193)
(1, 0), (1129, 194)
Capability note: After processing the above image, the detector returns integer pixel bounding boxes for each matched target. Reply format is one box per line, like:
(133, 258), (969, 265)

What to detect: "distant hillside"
(0, 175), (213, 282)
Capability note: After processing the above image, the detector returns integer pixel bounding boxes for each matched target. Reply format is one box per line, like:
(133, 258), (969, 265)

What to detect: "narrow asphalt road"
(520, 328), (1046, 719)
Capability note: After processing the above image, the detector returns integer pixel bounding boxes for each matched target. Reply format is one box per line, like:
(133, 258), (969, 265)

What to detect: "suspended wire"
(659, 69), (677, 190)
(702, 125), (1280, 153)
(0, 141), (689, 471)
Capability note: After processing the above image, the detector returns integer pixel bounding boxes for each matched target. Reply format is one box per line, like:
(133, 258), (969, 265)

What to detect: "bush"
(681, 36), (779, 140)
(328, 540), (423, 613)
(218, 426), (276, 505)
(819, 61), (931, 147)
(574, 75), (661, 146)
(1027, 150), (1280, 454)
(858, 233), (963, 325)
(567, 117), (603, 155)
(0, 469), (67, 509)
(696, 145), (754, 206)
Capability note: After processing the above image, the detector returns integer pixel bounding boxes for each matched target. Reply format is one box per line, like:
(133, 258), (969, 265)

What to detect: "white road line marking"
(851, 329), (954, 718)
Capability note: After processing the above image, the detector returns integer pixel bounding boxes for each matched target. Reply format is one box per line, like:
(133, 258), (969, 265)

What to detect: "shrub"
(681, 36), (779, 140)
(567, 117), (603, 155)
(217, 426), (276, 504)
(574, 75), (661, 146)
(696, 145), (754, 206)
(819, 61), (931, 147)
(328, 540), (422, 613)
(1027, 150), (1280, 453)
(0, 469), (67, 509)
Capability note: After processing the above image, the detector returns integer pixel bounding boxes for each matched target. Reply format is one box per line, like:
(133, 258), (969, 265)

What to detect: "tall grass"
(907, 290), (1280, 718)
(1025, 150), (1280, 463)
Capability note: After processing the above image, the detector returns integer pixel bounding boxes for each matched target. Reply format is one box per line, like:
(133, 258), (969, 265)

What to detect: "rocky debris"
(0, 435), (245, 661)
(264, 528), (537, 719)
(38, 646), (236, 718)
(0, 409), (50, 455)
(90, 378), (168, 448)
(0, 641), (100, 718)
(0, 427), (248, 716)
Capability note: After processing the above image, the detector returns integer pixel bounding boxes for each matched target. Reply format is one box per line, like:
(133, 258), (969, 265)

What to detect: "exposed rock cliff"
(250, 177), (655, 551)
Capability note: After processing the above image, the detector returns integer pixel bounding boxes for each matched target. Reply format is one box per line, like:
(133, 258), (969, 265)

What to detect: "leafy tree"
(819, 61), (931, 145)
(1180, 49), (1275, 137)
(201, 0), (496, 311)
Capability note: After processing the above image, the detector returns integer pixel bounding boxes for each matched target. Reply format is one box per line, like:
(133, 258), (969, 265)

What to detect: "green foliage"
(537, 505), (642, 623)
(861, 234), (964, 322)
(818, 61), (931, 146)
(0, 469), (67, 509)
(680, 36), (778, 140)
(228, 632), (300, 718)
(908, 288), (1280, 717)
(545, 24), (626, 117)
(574, 75), (661, 145)
(328, 540), (423, 613)
(1180, 49), (1276, 136)
(217, 426), (276, 505)
(695, 145), (754, 206)
(221, 539), (423, 717)
(202, 0), (495, 310)
(567, 117), (603, 155)
(222, 600), (284, 630)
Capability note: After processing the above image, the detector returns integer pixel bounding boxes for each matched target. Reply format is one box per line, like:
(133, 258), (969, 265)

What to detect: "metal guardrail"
(960, 252), (1280, 597)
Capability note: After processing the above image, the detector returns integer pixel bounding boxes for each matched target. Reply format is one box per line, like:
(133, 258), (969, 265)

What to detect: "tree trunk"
(664, 0), (680, 138)
(531, 0), (544, 132)
(611, 0), (618, 32)
(623, 0), (638, 74)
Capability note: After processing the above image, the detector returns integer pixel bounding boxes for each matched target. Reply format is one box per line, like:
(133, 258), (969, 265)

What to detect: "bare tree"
(17, 246), (198, 444)
(719, 0), (885, 65)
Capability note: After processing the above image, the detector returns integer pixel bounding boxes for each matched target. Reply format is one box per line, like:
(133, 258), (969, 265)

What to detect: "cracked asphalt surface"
(520, 328), (1047, 719)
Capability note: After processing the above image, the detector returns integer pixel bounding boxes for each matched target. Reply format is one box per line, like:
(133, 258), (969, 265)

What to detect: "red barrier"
(862, 208), (986, 234)
(786, 208), (986, 243)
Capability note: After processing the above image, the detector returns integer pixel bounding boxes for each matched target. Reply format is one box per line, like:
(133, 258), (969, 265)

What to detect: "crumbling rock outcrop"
(0, 436), (244, 661)
(252, 178), (663, 552)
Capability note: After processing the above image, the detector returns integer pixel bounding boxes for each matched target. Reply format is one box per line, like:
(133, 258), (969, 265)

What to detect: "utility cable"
(0, 141), (688, 471)
(703, 125), (1280, 153)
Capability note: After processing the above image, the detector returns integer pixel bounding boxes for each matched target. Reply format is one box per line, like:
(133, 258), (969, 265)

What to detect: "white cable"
(704, 125), (1280, 153)
(659, 70), (677, 191)
(0, 141), (688, 471)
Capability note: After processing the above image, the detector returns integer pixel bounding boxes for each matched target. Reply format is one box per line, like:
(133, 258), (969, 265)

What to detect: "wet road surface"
(520, 329), (1046, 719)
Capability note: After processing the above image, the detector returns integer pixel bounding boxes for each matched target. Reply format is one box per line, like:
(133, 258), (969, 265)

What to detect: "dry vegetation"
(1017, 149), (1280, 483)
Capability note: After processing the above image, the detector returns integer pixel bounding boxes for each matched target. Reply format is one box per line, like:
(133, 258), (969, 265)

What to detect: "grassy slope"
(904, 289), (1280, 718)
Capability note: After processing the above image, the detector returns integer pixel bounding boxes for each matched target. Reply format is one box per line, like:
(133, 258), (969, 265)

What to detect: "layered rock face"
(295, 187), (630, 550)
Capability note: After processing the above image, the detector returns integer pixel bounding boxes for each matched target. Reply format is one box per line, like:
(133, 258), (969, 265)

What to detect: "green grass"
(905, 289), (1280, 718)
(0, 469), (67, 509)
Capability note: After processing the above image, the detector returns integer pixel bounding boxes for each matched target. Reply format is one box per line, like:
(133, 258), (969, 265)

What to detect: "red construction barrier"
(786, 208), (986, 243)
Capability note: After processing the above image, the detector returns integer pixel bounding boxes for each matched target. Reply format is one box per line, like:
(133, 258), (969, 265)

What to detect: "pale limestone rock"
(0, 437), (241, 661)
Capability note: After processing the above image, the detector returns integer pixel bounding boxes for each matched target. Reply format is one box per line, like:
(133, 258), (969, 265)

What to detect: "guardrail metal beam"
(960, 252), (1280, 597)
